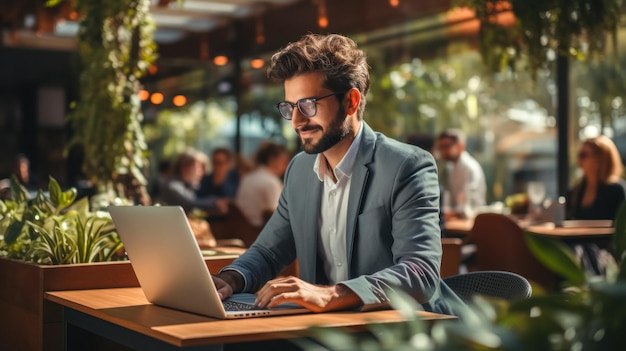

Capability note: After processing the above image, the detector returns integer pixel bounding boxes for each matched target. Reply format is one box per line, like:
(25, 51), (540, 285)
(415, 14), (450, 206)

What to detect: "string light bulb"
(139, 89), (149, 101)
(390, 0), (399, 7)
(150, 92), (164, 105)
(255, 16), (265, 44)
(173, 95), (187, 107)
(250, 58), (264, 69)
(213, 55), (229, 66)
(316, 0), (328, 28)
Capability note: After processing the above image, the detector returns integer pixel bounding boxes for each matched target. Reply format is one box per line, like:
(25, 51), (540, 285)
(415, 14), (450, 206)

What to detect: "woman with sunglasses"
(566, 135), (625, 220)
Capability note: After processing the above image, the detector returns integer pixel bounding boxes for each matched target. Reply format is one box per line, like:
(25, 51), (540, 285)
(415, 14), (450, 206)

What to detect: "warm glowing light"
(139, 89), (149, 101)
(148, 64), (158, 75)
(255, 17), (265, 44)
(213, 55), (229, 66)
(173, 95), (187, 107)
(69, 11), (79, 20)
(318, 15), (328, 28)
(390, 0), (399, 7)
(150, 92), (164, 105)
(317, 0), (328, 28)
(250, 58), (265, 69)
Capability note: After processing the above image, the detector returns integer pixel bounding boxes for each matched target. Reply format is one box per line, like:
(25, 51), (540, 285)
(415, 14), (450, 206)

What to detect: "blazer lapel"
(298, 157), (323, 282)
(346, 123), (376, 267)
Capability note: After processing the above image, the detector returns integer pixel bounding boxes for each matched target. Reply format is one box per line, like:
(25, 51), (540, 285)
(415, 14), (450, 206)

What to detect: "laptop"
(108, 205), (309, 319)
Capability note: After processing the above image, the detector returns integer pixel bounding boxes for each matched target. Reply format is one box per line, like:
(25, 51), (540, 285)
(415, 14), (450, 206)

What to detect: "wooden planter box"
(0, 254), (238, 351)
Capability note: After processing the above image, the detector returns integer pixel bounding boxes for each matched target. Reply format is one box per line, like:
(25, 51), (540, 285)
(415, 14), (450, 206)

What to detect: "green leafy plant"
(52, 0), (157, 205)
(300, 202), (626, 350)
(455, 0), (622, 75)
(0, 176), (123, 264)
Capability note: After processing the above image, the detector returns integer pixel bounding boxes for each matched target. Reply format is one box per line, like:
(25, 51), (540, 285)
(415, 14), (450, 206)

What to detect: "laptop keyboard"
(223, 300), (264, 311)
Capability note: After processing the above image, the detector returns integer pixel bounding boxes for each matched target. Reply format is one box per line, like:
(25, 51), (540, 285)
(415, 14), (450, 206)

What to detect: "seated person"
(235, 142), (291, 227)
(437, 129), (486, 219)
(197, 147), (239, 199)
(567, 135), (625, 220)
(212, 33), (464, 315)
(158, 148), (229, 217)
(566, 135), (625, 276)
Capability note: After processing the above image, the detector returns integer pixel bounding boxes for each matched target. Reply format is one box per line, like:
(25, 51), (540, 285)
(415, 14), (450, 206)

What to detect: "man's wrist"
(217, 270), (244, 293)
(332, 284), (362, 310)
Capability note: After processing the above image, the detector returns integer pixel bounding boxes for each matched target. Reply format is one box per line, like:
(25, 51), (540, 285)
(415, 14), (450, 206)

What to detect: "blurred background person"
(158, 148), (229, 216)
(197, 147), (239, 200)
(565, 135), (625, 277)
(437, 128), (486, 218)
(0, 154), (40, 199)
(235, 142), (291, 227)
(567, 135), (625, 220)
(406, 132), (445, 234)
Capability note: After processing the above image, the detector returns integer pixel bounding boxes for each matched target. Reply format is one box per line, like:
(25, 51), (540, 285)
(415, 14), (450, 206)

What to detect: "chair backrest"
(470, 213), (555, 290)
(443, 270), (532, 303)
(208, 202), (263, 247)
(441, 238), (462, 278)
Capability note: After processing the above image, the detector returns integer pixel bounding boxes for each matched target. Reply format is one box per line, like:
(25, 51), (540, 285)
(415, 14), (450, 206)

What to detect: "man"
(197, 147), (239, 199)
(437, 128), (486, 218)
(213, 34), (462, 315)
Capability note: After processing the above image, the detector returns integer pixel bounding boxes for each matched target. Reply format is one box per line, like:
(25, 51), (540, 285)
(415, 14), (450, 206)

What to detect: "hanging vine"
(62, 0), (157, 205)
(456, 0), (622, 75)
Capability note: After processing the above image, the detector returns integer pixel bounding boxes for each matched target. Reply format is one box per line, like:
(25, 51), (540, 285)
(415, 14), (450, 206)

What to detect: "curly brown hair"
(267, 33), (370, 119)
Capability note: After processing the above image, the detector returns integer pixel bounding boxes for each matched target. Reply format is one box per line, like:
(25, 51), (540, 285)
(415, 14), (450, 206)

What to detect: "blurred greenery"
(456, 0), (622, 76)
(64, 0), (157, 205)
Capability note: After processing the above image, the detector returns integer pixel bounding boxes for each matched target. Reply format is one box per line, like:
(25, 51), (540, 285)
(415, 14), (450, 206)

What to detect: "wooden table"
(443, 216), (611, 239)
(525, 223), (614, 238)
(46, 288), (456, 351)
(443, 218), (474, 237)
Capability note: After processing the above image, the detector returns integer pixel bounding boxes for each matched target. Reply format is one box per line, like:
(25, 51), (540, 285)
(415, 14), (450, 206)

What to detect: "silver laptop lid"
(108, 205), (228, 318)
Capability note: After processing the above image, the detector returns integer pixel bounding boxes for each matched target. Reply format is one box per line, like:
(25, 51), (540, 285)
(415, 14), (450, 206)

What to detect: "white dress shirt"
(447, 150), (487, 214)
(313, 122), (363, 284)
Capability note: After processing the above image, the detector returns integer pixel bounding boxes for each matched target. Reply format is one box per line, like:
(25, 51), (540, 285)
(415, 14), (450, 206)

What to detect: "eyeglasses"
(276, 92), (344, 120)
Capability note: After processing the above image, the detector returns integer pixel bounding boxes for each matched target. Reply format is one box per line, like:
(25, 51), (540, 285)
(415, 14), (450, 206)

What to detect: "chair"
(208, 202), (264, 248)
(443, 270), (532, 303)
(208, 203), (298, 277)
(441, 238), (462, 278)
(468, 213), (556, 291)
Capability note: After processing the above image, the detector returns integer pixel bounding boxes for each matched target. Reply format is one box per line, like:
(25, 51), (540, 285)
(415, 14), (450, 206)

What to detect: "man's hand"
(213, 271), (244, 300)
(254, 276), (362, 312)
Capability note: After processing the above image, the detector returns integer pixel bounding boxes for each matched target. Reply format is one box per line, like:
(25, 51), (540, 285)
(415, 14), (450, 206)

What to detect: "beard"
(299, 107), (352, 154)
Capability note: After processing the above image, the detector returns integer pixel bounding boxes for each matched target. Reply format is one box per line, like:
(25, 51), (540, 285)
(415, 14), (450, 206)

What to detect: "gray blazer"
(227, 122), (463, 315)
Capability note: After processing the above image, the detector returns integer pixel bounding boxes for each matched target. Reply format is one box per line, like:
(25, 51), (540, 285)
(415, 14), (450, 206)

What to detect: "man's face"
(285, 72), (351, 154)
(437, 137), (461, 161)
(211, 152), (232, 176)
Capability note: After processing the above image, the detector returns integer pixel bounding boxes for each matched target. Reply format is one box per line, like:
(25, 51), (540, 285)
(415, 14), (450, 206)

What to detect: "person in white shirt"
(235, 142), (291, 227)
(437, 128), (486, 218)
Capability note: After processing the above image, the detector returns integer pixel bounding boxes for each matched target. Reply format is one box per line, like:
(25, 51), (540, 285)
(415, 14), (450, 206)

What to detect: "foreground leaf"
(525, 233), (585, 285)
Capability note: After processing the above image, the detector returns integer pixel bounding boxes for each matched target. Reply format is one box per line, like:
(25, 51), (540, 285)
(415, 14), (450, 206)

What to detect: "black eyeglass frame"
(276, 92), (345, 120)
